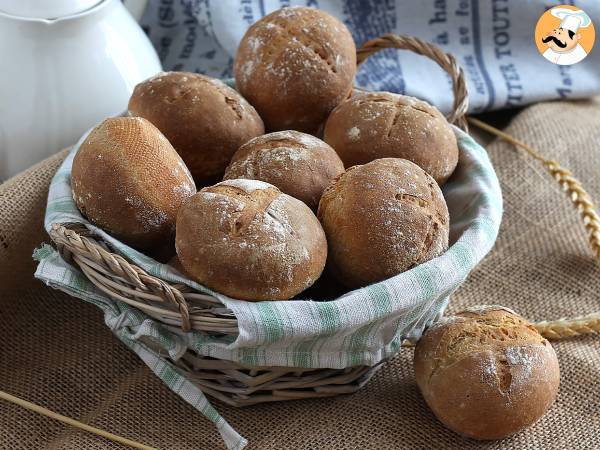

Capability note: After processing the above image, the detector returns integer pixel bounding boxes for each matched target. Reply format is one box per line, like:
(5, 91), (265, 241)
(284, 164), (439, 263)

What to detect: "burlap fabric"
(1, 99), (599, 449)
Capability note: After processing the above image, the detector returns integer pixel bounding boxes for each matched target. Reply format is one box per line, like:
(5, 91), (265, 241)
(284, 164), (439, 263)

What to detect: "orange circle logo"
(535, 5), (595, 65)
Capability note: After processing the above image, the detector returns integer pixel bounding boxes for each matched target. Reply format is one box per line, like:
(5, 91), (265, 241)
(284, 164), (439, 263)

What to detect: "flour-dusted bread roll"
(224, 131), (344, 211)
(318, 158), (449, 288)
(324, 92), (459, 185)
(176, 179), (327, 300)
(128, 71), (264, 185)
(71, 117), (196, 251)
(414, 306), (560, 440)
(234, 6), (356, 134)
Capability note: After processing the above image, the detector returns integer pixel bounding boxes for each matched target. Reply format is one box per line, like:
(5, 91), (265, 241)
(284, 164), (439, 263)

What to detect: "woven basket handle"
(356, 34), (469, 131)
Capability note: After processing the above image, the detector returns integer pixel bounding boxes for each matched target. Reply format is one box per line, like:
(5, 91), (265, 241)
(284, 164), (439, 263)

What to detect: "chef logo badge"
(535, 5), (595, 65)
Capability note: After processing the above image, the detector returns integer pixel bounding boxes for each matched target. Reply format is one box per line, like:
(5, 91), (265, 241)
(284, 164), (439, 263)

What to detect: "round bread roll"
(317, 158), (449, 288)
(224, 131), (345, 211)
(234, 6), (356, 134)
(176, 179), (327, 300)
(71, 117), (196, 250)
(323, 91), (459, 185)
(414, 305), (560, 440)
(128, 71), (264, 185)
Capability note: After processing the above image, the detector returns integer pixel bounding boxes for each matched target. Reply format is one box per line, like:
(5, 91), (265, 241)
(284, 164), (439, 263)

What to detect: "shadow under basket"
(43, 34), (501, 408)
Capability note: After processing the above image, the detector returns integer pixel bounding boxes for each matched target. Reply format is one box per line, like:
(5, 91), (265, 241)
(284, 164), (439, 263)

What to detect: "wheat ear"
(534, 313), (600, 339)
(467, 117), (600, 340)
(468, 117), (600, 259)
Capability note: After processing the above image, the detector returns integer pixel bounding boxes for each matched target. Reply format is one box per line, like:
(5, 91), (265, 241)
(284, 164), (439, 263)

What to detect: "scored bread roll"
(176, 179), (327, 300)
(414, 306), (560, 440)
(71, 117), (196, 251)
(234, 6), (356, 134)
(128, 71), (264, 185)
(324, 92), (459, 185)
(318, 158), (449, 288)
(224, 131), (344, 211)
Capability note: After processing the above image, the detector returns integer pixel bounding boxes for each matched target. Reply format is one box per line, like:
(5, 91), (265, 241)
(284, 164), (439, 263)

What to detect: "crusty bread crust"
(318, 158), (449, 288)
(71, 117), (196, 251)
(324, 91), (459, 185)
(224, 130), (344, 211)
(414, 306), (560, 440)
(234, 6), (356, 134)
(129, 72), (264, 186)
(176, 179), (327, 300)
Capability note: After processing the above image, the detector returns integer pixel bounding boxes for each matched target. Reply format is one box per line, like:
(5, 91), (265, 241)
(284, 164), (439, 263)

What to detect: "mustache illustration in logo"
(542, 35), (568, 48)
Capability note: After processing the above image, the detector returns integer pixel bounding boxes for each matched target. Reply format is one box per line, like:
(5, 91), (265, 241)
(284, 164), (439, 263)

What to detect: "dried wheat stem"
(544, 160), (600, 259)
(466, 116), (600, 341)
(468, 116), (600, 260)
(419, 314), (600, 342)
(0, 390), (156, 450)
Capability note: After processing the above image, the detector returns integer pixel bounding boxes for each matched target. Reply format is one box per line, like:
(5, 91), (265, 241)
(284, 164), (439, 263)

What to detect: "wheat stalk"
(543, 160), (600, 259)
(468, 117), (600, 260)
(0, 390), (156, 449)
(467, 117), (600, 340)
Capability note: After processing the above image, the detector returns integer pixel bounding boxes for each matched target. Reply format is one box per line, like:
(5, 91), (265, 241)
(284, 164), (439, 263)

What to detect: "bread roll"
(71, 117), (196, 251)
(323, 92), (458, 185)
(128, 71), (264, 185)
(176, 179), (327, 300)
(317, 158), (449, 288)
(414, 305), (560, 440)
(224, 131), (344, 211)
(234, 6), (356, 134)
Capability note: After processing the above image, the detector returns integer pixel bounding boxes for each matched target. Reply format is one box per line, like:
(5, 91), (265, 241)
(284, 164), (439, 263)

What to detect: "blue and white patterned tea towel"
(139, 0), (600, 115)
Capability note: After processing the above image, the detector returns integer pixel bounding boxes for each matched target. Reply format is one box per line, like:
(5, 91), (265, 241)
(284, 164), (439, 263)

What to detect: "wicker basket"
(46, 35), (492, 407)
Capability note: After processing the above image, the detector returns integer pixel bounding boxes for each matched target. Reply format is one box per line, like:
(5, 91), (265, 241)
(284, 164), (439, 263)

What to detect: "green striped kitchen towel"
(34, 125), (502, 449)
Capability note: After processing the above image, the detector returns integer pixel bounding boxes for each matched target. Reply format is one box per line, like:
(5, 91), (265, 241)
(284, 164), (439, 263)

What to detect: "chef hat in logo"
(551, 8), (592, 33)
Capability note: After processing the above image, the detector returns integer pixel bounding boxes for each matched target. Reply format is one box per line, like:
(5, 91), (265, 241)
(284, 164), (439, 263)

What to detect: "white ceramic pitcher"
(0, 0), (161, 181)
